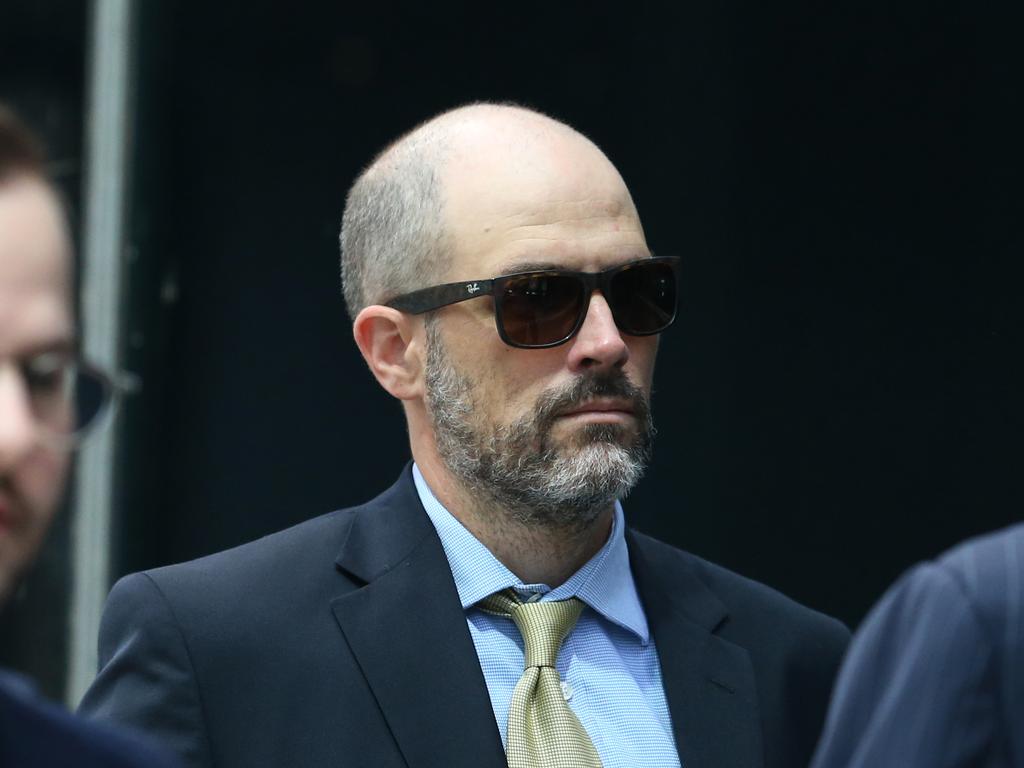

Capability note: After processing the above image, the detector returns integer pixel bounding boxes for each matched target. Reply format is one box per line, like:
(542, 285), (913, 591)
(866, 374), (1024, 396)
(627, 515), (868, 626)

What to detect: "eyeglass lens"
(24, 356), (111, 440)
(498, 261), (676, 347)
(607, 260), (676, 335)
(500, 274), (586, 347)
(71, 367), (110, 434)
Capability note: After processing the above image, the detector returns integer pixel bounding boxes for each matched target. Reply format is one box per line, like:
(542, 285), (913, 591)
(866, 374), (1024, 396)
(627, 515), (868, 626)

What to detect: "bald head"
(339, 104), (638, 318)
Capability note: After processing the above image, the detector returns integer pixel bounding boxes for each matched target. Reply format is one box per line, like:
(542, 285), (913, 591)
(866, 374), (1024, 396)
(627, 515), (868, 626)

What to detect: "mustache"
(532, 371), (651, 430)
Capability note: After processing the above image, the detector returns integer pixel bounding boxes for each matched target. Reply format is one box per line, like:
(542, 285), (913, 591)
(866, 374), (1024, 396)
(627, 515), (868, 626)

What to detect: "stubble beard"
(423, 321), (654, 532)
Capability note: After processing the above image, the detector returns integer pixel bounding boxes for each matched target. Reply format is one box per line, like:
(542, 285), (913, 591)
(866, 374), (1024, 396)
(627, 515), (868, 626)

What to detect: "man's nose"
(565, 292), (629, 373)
(0, 365), (37, 471)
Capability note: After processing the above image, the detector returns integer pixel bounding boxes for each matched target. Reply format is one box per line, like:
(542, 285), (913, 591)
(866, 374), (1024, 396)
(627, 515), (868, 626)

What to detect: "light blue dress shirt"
(413, 464), (682, 768)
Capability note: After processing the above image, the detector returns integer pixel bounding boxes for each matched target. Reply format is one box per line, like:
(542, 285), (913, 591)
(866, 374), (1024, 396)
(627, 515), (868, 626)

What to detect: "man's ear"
(353, 305), (424, 401)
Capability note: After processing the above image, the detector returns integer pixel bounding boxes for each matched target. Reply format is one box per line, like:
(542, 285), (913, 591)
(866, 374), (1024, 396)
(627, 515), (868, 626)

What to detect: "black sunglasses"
(385, 256), (680, 349)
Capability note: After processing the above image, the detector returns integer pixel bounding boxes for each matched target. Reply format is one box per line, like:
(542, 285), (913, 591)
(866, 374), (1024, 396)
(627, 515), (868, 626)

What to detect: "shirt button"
(560, 681), (574, 701)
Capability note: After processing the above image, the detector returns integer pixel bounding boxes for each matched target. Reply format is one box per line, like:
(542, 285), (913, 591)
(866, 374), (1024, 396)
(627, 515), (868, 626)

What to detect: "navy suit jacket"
(812, 523), (1024, 768)
(81, 467), (848, 768)
(0, 671), (178, 768)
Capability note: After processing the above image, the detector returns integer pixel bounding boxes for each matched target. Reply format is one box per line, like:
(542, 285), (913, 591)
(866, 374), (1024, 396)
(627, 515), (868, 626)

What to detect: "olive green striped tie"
(479, 589), (603, 768)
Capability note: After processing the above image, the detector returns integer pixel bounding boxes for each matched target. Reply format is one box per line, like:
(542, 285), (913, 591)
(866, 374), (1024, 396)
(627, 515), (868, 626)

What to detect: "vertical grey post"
(68, 0), (136, 707)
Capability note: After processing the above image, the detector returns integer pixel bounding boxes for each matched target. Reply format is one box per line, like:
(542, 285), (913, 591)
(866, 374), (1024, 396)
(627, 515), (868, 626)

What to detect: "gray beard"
(423, 320), (654, 531)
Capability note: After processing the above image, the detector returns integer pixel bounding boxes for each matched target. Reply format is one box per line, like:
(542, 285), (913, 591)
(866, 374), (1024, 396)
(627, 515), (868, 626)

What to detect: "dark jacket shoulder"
(138, 470), (427, 597)
(0, 673), (178, 768)
(628, 528), (849, 644)
(109, 473), (432, 646)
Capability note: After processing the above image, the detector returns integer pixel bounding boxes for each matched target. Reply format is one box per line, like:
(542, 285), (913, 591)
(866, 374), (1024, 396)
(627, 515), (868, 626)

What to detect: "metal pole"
(68, 0), (135, 707)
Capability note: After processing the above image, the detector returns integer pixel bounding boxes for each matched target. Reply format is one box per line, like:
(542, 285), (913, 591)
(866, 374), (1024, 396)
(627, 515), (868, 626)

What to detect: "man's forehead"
(0, 178), (70, 281)
(0, 177), (73, 353)
(0, 244), (68, 296)
(444, 177), (645, 275)
(0, 294), (72, 356)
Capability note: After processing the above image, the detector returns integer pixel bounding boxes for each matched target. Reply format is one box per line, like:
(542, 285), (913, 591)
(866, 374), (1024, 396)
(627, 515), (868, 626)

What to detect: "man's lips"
(557, 399), (636, 420)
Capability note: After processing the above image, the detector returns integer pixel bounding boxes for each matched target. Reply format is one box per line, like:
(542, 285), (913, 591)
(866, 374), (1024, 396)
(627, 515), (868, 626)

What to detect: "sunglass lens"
(500, 273), (586, 347)
(609, 261), (677, 334)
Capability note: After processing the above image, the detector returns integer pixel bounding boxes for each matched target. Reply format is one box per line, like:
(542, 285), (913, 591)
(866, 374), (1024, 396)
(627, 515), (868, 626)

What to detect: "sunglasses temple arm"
(385, 279), (496, 314)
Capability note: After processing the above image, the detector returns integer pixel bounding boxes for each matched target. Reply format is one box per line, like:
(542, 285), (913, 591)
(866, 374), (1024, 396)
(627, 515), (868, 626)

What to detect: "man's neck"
(415, 460), (614, 588)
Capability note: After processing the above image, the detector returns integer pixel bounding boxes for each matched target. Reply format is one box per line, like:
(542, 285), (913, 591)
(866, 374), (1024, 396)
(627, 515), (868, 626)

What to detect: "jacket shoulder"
(138, 468), (424, 595)
(141, 505), (358, 590)
(932, 522), (1024, 650)
(0, 676), (178, 767)
(628, 530), (850, 648)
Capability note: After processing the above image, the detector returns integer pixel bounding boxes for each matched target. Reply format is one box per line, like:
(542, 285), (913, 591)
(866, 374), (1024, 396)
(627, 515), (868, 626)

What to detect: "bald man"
(81, 104), (849, 768)
(0, 104), (178, 767)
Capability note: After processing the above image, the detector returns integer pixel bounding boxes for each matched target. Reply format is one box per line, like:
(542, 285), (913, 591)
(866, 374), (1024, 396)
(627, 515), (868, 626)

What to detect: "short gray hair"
(339, 125), (451, 320)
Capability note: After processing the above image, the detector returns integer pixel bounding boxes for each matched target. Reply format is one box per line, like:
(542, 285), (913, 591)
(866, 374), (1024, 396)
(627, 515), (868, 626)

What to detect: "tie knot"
(479, 590), (585, 669)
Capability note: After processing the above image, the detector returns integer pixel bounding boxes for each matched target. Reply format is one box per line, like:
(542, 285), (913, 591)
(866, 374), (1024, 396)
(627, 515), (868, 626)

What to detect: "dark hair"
(0, 102), (46, 182)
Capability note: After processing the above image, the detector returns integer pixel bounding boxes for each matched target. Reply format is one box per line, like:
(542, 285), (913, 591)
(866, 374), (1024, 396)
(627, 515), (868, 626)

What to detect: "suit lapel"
(628, 531), (764, 768)
(331, 470), (506, 768)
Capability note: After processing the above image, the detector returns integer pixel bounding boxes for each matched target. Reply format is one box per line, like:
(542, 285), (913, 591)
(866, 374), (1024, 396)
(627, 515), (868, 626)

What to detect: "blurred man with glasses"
(83, 104), (848, 768)
(0, 103), (177, 767)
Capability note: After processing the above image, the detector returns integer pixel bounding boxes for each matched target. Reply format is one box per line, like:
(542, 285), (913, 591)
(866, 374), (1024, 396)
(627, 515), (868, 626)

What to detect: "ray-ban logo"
(466, 283), (481, 294)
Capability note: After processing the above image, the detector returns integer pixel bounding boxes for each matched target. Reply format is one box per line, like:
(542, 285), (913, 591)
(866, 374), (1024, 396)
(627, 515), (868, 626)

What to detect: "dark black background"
(3, 0), (1023, 699)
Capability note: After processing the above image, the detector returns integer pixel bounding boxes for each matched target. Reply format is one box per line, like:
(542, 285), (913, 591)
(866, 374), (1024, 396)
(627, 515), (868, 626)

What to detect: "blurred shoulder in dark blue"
(811, 523), (1024, 768)
(0, 670), (180, 768)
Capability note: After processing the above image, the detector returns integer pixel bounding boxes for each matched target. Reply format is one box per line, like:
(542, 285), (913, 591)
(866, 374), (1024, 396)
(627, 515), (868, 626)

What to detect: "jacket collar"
(628, 529), (764, 768)
(332, 467), (762, 768)
(331, 465), (507, 768)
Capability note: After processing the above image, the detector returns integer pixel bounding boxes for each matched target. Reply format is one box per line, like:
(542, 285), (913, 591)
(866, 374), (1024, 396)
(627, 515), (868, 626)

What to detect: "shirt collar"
(413, 463), (649, 643)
